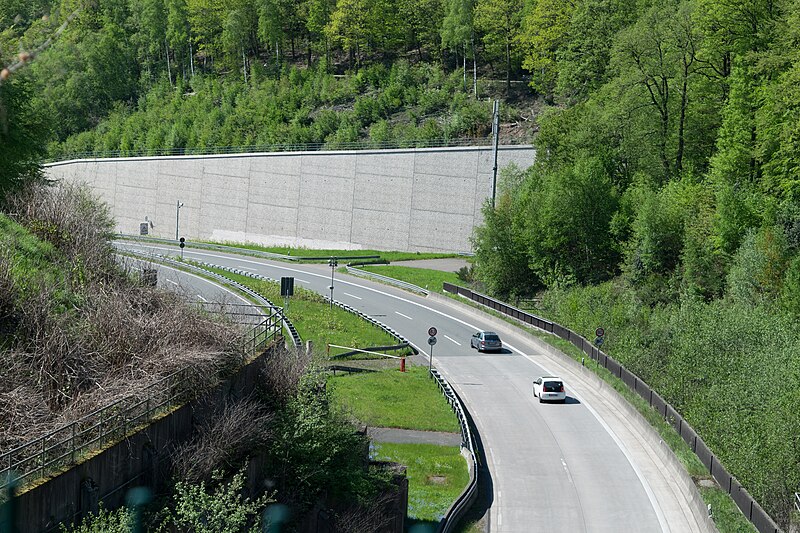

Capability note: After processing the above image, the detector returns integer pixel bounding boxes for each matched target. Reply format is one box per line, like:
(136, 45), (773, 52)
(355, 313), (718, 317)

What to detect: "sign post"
(427, 334), (437, 372)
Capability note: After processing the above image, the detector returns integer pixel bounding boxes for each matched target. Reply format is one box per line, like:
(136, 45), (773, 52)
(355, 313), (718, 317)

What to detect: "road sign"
(595, 327), (605, 337)
(281, 277), (295, 297)
(179, 237), (185, 249)
(428, 327), (438, 336)
(139, 223), (148, 236)
(428, 336), (437, 346)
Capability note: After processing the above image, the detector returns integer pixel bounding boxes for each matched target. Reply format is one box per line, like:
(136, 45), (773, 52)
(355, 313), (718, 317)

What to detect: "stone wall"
(45, 146), (535, 253)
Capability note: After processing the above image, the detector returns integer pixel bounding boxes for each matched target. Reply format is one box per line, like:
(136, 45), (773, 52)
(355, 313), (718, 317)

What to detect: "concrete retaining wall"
(44, 146), (535, 253)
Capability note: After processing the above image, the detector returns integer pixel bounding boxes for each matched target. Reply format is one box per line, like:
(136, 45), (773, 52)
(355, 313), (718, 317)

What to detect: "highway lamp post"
(175, 200), (184, 241)
(328, 257), (338, 309)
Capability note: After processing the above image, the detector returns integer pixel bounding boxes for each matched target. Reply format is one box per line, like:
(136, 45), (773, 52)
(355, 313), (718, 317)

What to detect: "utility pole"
(175, 200), (184, 241)
(328, 257), (338, 309)
(491, 100), (500, 209)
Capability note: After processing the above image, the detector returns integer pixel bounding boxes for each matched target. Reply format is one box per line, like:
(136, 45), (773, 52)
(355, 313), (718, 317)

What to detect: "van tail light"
(560, 385), (565, 392)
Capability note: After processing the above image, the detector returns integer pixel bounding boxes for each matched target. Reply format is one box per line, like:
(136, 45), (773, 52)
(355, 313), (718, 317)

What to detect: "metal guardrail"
(0, 313), (280, 492)
(443, 282), (783, 533)
(429, 368), (479, 533)
(44, 137), (531, 164)
(795, 492), (800, 513)
(345, 265), (429, 295)
(127, 251), (304, 352)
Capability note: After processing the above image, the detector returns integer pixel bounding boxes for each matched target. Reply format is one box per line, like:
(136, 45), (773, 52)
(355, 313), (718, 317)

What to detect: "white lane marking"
(521, 351), (668, 532)
(121, 242), (669, 531)
(395, 311), (413, 320)
(497, 490), (503, 527)
(343, 292), (362, 300)
(197, 294), (208, 302)
(444, 334), (461, 346)
(561, 458), (575, 485)
(297, 278), (310, 283)
(167, 279), (178, 286)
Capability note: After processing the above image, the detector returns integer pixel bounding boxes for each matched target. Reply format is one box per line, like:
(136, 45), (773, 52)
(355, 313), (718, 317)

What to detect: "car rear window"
(543, 382), (562, 392)
(484, 334), (500, 341)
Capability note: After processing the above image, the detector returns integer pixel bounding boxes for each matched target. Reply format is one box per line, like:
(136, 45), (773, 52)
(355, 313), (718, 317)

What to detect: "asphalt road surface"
(117, 241), (706, 533)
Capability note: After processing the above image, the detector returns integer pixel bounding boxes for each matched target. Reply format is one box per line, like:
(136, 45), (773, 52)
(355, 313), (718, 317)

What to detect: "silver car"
(470, 331), (502, 352)
(533, 376), (566, 403)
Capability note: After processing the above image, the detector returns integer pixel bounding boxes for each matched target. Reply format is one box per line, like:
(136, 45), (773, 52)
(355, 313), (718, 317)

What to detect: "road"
(117, 241), (707, 533)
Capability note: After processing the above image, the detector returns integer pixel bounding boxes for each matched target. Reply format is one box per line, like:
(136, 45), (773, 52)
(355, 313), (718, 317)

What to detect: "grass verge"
(199, 266), (412, 358)
(356, 265), (463, 293)
(329, 365), (460, 432)
(371, 442), (468, 523)
(194, 239), (459, 262)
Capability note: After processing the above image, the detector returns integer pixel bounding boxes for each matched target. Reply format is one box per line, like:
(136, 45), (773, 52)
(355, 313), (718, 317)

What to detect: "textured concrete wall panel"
(412, 172), (477, 216)
(353, 172), (414, 212)
(201, 174), (249, 232)
(297, 205), (353, 245)
(46, 146), (535, 252)
(409, 210), (474, 252)
(351, 208), (411, 250)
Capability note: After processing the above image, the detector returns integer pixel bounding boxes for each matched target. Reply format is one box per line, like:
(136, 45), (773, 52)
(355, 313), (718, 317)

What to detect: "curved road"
(118, 241), (707, 533)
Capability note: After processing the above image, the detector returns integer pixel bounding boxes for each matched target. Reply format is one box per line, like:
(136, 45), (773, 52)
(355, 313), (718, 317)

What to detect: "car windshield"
(543, 382), (562, 392)
(484, 334), (500, 341)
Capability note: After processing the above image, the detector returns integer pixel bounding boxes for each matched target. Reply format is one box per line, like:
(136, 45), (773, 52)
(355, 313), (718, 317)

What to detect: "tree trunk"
(676, 69), (688, 173)
(165, 39), (173, 86)
(463, 43), (467, 91)
(189, 41), (194, 77)
(472, 34), (477, 98)
(505, 36), (511, 92)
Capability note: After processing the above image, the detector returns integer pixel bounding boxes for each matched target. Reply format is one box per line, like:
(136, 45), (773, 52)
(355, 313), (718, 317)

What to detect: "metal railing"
(0, 314), (280, 492)
(429, 368), (479, 533)
(443, 282), (782, 533)
(180, 258), (304, 350)
(44, 137), (531, 164)
(345, 265), (429, 295)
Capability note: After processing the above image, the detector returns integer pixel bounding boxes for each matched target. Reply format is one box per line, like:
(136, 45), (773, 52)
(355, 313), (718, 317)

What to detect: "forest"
(1, 0), (800, 528)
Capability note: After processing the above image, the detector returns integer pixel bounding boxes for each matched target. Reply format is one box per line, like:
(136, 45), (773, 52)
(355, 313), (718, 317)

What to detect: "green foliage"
(726, 226), (789, 305)
(164, 469), (271, 533)
(371, 442), (468, 522)
(0, 78), (47, 201)
(538, 283), (800, 528)
(49, 61), (488, 157)
(269, 364), (379, 508)
(60, 505), (132, 533)
(329, 365), (461, 432)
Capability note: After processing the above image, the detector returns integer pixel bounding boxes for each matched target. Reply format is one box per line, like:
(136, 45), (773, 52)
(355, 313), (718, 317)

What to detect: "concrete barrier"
(45, 146), (535, 253)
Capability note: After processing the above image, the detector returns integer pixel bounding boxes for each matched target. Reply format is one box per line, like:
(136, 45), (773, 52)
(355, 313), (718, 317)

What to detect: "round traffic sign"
(595, 327), (605, 337)
(428, 336), (437, 346)
(428, 327), (438, 337)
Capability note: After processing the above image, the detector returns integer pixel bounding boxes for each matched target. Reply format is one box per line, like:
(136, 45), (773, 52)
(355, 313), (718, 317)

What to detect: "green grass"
(700, 487), (758, 532)
(329, 365), (460, 432)
(0, 213), (65, 291)
(371, 442), (468, 523)
(193, 238), (459, 262)
(357, 265), (463, 293)
(200, 266), (412, 358)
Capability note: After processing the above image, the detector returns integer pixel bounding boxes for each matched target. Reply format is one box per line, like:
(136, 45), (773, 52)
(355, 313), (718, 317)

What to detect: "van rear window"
(544, 382), (562, 392)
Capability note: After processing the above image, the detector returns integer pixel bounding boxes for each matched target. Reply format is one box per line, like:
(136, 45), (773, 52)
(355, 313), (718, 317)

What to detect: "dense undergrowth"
(49, 62), (502, 159)
(535, 284), (800, 526)
(0, 183), (243, 452)
(2, 183), (404, 531)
